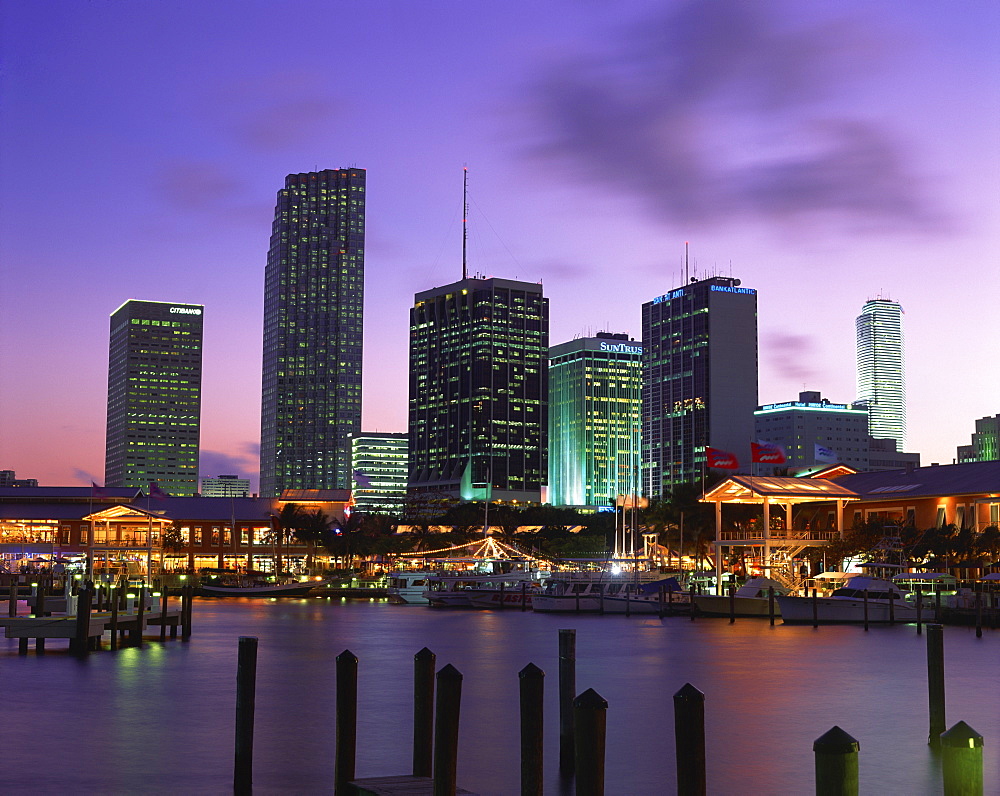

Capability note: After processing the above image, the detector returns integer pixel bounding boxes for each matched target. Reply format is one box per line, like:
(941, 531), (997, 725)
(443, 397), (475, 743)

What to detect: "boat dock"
(4, 582), (193, 654)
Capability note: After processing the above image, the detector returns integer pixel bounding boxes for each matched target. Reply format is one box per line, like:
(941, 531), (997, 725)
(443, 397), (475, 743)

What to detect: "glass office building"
(260, 168), (365, 496)
(642, 276), (758, 497)
(408, 277), (548, 503)
(349, 432), (409, 515)
(856, 298), (905, 450)
(548, 334), (642, 507)
(105, 299), (203, 495)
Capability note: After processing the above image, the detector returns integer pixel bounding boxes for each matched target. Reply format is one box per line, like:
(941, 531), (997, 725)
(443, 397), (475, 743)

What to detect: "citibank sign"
(170, 307), (202, 315)
(599, 342), (642, 354)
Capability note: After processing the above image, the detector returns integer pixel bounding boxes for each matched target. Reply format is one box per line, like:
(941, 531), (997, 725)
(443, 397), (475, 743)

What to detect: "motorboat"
(531, 570), (667, 613)
(776, 575), (917, 623)
(599, 577), (691, 614)
(387, 571), (434, 605)
(423, 570), (544, 608)
(692, 576), (789, 617)
(199, 573), (322, 597)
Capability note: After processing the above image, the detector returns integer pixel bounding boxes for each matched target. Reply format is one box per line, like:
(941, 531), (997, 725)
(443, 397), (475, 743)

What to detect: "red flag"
(751, 441), (786, 464)
(706, 447), (739, 469)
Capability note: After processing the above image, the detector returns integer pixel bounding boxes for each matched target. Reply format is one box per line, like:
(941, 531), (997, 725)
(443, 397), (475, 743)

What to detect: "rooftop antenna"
(684, 241), (690, 284)
(462, 166), (469, 280)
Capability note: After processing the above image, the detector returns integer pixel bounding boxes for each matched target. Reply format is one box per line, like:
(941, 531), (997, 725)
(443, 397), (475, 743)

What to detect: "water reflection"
(3, 599), (997, 794)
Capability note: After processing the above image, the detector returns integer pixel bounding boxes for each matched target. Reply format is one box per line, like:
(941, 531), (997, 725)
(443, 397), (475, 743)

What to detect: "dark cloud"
(765, 332), (819, 382)
(529, 1), (946, 233)
(156, 161), (245, 209)
(238, 97), (339, 150)
(200, 444), (259, 483)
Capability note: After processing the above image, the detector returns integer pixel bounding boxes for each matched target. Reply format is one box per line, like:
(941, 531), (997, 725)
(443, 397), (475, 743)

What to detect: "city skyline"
(2, 1), (998, 490)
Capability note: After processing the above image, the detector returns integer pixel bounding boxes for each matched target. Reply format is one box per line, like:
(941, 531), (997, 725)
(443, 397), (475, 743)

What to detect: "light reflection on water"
(4, 599), (997, 795)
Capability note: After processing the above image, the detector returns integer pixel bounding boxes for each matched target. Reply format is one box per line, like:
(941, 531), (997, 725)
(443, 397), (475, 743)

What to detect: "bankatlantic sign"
(170, 307), (202, 315)
(599, 341), (642, 355)
(710, 285), (756, 295)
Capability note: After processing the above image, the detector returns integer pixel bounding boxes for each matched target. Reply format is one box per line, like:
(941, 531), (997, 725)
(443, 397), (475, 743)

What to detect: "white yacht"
(692, 576), (789, 617)
(387, 571), (435, 605)
(776, 575), (917, 623)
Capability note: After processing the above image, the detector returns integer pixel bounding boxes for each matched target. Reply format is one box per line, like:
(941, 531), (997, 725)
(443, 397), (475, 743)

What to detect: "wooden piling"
(728, 584), (735, 624)
(974, 592), (983, 638)
(574, 688), (607, 796)
(521, 581), (527, 612)
(558, 628), (576, 774)
(768, 586), (775, 626)
(888, 589), (895, 624)
(862, 590), (869, 632)
(72, 586), (93, 655)
(813, 725), (859, 796)
(182, 584), (193, 638)
(413, 647), (435, 778)
(132, 587), (145, 647)
(673, 683), (706, 796)
(335, 649), (358, 795)
(519, 663), (544, 796)
(940, 721), (983, 796)
(159, 589), (168, 641)
(812, 588), (819, 628)
(927, 623), (946, 746)
(110, 589), (119, 651)
(433, 664), (463, 796)
(234, 636), (257, 795)
(8, 581), (16, 617)
(35, 582), (46, 618)
(916, 586), (923, 634)
(498, 581), (505, 611)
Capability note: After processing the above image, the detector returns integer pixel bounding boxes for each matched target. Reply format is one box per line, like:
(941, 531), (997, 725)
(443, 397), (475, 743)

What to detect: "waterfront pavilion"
(701, 474), (860, 590)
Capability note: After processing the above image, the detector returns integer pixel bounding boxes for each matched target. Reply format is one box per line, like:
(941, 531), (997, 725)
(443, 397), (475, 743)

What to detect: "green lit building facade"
(642, 276), (758, 497)
(260, 169), (365, 496)
(408, 277), (548, 503)
(105, 299), (203, 495)
(349, 432), (408, 516)
(548, 334), (642, 507)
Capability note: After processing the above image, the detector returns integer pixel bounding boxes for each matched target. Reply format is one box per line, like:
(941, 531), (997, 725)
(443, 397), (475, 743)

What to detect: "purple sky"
(2, 1), (998, 492)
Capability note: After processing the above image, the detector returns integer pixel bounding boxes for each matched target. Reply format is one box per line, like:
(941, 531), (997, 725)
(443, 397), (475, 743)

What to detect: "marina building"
(408, 276), (548, 504)
(201, 475), (251, 498)
(104, 299), (203, 496)
(548, 333), (642, 508)
(259, 168), (365, 496)
(349, 432), (408, 516)
(957, 414), (1000, 463)
(642, 275), (758, 497)
(856, 298), (906, 450)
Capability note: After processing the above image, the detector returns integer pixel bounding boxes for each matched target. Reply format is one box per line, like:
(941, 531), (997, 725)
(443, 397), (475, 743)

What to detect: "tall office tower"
(349, 432), (409, 515)
(642, 276), (758, 497)
(548, 333), (643, 507)
(409, 277), (549, 503)
(105, 300), (203, 495)
(260, 168), (365, 496)
(856, 298), (906, 451)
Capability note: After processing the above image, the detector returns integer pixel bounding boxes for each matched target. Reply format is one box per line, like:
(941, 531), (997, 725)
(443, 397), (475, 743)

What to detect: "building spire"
(462, 166), (468, 280)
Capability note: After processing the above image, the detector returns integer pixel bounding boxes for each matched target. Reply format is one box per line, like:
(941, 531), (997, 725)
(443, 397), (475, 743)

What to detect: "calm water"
(3, 598), (997, 795)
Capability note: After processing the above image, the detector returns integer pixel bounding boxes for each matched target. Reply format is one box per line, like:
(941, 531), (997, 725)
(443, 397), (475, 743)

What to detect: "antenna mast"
(462, 167), (468, 280)
(684, 241), (689, 284)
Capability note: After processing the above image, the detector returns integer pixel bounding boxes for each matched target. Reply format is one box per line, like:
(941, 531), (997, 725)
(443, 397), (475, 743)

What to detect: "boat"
(199, 573), (322, 597)
(423, 570), (544, 608)
(387, 571), (434, 605)
(531, 570), (668, 613)
(692, 576), (790, 617)
(599, 577), (691, 614)
(775, 575), (917, 623)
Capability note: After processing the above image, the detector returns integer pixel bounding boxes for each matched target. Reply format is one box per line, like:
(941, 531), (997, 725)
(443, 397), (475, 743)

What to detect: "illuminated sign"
(599, 341), (642, 355)
(651, 288), (685, 305)
(170, 307), (202, 315)
(710, 285), (756, 295)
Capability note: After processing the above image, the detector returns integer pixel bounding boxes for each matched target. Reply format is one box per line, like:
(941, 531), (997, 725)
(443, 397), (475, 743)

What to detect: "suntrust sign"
(599, 341), (642, 355)
(170, 307), (202, 315)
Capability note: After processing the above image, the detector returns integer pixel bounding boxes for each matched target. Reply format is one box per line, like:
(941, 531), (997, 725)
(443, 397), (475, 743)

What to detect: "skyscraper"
(855, 298), (905, 450)
(548, 333), (642, 507)
(260, 168), (365, 496)
(642, 276), (758, 497)
(349, 432), (409, 515)
(408, 277), (548, 503)
(105, 299), (203, 495)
